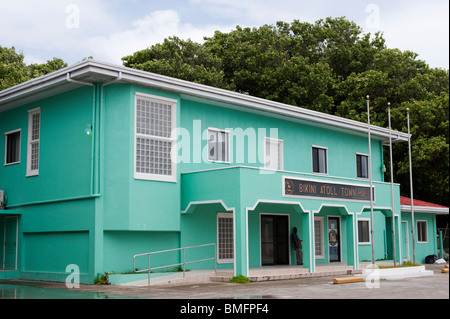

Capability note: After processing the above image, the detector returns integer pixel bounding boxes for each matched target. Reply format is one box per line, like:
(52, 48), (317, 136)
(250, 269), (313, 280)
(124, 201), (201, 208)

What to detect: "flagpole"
(367, 95), (375, 266)
(407, 108), (416, 264)
(388, 102), (397, 266)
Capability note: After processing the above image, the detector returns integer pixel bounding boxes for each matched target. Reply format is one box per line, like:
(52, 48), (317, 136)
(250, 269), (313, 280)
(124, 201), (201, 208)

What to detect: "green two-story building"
(0, 60), (446, 284)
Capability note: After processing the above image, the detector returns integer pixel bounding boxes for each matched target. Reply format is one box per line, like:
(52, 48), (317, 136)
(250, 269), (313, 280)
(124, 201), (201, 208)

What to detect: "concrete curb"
(361, 265), (434, 280)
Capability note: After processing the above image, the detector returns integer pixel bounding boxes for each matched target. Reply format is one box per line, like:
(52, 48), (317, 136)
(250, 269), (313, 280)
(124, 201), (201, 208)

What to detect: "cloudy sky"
(0, 0), (448, 69)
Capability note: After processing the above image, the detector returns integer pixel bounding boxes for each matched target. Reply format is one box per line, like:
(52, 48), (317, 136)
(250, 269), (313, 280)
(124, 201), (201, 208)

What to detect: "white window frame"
(26, 107), (40, 177)
(356, 153), (369, 179)
(312, 145), (328, 175)
(264, 137), (284, 171)
(416, 220), (428, 243)
(357, 218), (371, 244)
(314, 216), (325, 259)
(134, 92), (177, 182)
(217, 212), (234, 264)
(4, 129), (21, 166)
(207, 128), (230, 163)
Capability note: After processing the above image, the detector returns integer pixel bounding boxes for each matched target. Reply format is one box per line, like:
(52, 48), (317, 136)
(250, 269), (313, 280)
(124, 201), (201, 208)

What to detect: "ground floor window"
(314, 217), (324, 258)
(217, 213), (234, 263)
(358, 219), (371, 244)
(416, 220), (428, 243)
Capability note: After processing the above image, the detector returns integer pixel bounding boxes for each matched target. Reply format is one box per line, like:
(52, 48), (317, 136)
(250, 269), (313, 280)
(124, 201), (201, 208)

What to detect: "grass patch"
(378, 261), (422, 269)
(94, 273), (110, 285)
(229, 275), (251, 283)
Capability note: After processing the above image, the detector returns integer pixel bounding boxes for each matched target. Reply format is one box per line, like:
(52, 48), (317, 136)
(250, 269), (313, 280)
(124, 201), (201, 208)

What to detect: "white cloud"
(191, 0), (449, 69)
(1, 0), (448, 69)
(0, 0), (119, 63)
(23, 54), (47, 65)
(0, 1), (115, 43)
(190, 0), (320, 25)
(376, 1), (449, 69)
(87, 9), (232, 64)
(0, 1), (232, 64)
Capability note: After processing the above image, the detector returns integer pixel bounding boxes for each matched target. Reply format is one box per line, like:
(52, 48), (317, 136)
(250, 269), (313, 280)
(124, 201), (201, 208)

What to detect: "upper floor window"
(264, 137), (283, 170)
(208, 128), (229, 163)
(356, 153), (369, 178)
(134, 93), (177, 182)
(312, 146), (327, 174)
(27, 107), (40, 176)
(4, 129), (21, 165)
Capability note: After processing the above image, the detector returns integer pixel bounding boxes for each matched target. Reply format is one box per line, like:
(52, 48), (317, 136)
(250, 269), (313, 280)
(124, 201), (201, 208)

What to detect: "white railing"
(133, 243), (217, 285)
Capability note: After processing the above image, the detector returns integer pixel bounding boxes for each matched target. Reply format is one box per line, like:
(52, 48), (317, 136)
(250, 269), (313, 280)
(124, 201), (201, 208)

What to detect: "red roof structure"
(400, 196), (448, 208)
(400, 196), (449, 214)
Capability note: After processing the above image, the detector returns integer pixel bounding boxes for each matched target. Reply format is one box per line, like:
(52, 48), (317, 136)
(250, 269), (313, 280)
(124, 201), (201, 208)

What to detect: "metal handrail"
(133, 243), (217, 285)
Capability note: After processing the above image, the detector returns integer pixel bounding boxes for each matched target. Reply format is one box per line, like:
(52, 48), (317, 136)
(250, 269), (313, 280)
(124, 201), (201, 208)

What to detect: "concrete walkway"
(117, 263), (359, 286)
(1, 264), (447, 299)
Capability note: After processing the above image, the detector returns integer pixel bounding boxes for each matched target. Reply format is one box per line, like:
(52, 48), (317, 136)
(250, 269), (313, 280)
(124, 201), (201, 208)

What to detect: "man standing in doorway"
(291, 227), (303, 265)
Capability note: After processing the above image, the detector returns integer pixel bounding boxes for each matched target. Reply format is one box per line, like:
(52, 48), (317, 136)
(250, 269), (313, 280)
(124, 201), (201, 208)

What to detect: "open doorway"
(261, 215), (289, 265)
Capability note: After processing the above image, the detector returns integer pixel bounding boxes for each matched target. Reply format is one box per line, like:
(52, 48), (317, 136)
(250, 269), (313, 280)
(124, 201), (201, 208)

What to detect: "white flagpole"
(407, 108), (416, 264)
(388, 102), (397, 266)
(367, 95), (375, 266)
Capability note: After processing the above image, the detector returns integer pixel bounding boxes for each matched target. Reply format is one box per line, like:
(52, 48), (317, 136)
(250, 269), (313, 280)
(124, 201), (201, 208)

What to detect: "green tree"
(390, 93), (449, 206)
(0, 45), (67, 90)
(0, 46), (29, 90)
(122, 36), (227, 89)
(121, 17), (449, 206)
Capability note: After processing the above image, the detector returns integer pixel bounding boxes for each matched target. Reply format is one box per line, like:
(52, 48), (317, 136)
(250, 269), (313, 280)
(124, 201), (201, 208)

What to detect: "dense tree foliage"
(0, 45), (67, 91)
(123, 17), (449, 206)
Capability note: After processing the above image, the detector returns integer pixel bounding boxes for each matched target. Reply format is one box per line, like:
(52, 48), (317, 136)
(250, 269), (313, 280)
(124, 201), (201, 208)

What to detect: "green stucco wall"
(1, 79), (441, 283)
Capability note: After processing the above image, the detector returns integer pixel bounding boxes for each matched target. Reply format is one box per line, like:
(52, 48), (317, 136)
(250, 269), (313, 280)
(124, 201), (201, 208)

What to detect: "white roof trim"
(0, 59), (410, 142)
(400, 205), (449, 215)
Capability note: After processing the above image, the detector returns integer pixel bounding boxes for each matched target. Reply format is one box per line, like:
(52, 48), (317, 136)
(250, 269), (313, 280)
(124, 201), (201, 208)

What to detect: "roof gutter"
(66, 73), (94, 86)
(400, 205), (449, 215)
(103, 71), (123, 86)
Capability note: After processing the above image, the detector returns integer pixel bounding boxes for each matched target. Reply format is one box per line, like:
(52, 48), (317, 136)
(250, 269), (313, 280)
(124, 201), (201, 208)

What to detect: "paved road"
(2, 264), (447, 301)
(71, 264), (449, 299)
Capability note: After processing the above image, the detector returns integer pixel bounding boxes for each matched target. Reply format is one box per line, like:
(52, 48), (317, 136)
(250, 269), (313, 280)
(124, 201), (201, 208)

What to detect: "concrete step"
(115, 266), (361, 286)
(116, 270), (216, 287)
(211, 268), (361, 283)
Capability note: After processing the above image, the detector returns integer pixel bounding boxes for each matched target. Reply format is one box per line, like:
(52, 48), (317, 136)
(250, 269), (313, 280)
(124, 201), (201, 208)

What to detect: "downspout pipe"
(103, 71), (123, 86)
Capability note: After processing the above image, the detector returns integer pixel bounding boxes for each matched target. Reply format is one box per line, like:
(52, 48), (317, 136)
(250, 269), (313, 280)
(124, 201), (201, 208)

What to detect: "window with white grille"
(134, 93), (176, 182)
(217, 213), (234, 263)
(27, 107), (40, 176)
(314, 217), (324, 258)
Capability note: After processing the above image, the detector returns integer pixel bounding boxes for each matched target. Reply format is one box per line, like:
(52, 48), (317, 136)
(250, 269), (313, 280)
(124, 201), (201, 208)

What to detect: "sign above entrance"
(283, 177), (374, 202)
